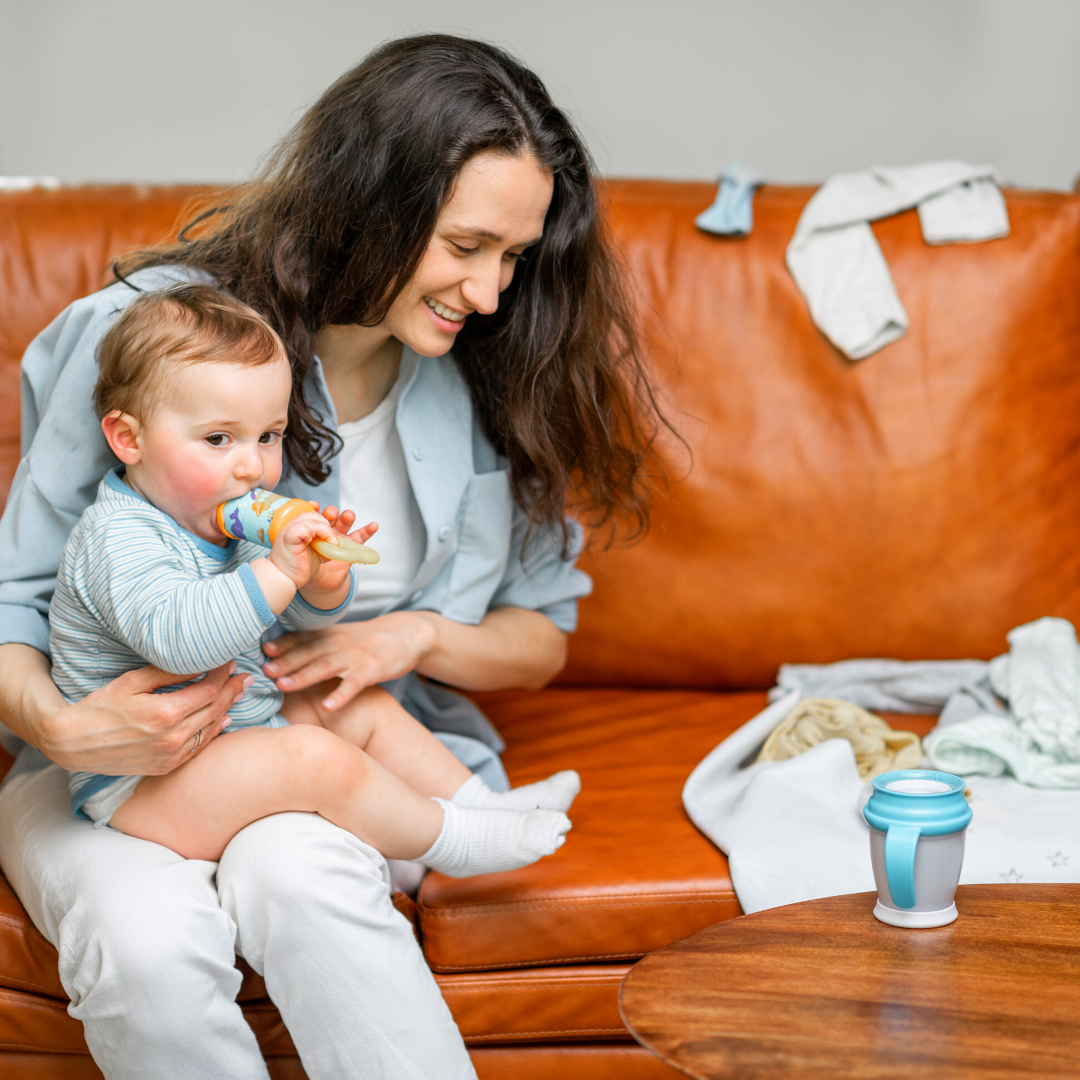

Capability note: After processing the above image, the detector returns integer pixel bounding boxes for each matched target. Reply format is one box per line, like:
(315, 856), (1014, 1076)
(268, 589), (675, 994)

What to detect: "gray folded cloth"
(770, 657), (997, 721)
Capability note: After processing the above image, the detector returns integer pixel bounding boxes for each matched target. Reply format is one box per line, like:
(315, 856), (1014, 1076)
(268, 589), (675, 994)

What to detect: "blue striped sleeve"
(74, 515), (274, 675)
(278, 568), (357, 631)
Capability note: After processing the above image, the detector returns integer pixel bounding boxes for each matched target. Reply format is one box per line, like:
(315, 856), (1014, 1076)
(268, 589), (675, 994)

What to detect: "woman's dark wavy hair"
(115, 34), (667, 546)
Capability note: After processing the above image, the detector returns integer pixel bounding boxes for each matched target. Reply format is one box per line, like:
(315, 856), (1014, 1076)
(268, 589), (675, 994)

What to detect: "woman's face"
(382, 150), (554, 357)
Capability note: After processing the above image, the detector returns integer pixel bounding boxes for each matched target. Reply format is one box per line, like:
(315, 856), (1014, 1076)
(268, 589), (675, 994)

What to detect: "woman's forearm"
(415, 606), (568, 692)
(0, 642), (245, 774)
(0, 643), (66, 753)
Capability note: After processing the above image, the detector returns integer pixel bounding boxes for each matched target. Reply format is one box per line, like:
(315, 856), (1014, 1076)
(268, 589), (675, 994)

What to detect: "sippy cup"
(216, 488), (380, 565)
(862, 769), (971, 928)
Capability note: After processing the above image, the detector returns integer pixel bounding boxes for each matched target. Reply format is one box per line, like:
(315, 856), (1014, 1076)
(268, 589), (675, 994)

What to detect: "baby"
(52, 283), (577, 874)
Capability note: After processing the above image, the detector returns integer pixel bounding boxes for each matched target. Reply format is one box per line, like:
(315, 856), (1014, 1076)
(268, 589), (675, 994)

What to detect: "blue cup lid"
(863, 769), (972, 836)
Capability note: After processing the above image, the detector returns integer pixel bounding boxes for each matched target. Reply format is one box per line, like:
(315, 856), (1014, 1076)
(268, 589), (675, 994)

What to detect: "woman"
(0, 35), (659, 1080)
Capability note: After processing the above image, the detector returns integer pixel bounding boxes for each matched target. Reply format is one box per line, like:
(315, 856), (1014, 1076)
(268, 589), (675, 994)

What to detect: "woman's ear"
(101, 411), (143, 464)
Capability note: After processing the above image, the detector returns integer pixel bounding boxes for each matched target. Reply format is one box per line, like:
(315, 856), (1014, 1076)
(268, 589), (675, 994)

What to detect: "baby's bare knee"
(280, 724), (362, 787)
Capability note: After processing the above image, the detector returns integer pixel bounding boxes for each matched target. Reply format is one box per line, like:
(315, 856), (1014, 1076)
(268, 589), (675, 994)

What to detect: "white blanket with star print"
(683, 620), (1080, 914)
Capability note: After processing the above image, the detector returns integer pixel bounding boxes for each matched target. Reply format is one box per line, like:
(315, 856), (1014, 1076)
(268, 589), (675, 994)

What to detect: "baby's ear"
(101, 411), (143, 464)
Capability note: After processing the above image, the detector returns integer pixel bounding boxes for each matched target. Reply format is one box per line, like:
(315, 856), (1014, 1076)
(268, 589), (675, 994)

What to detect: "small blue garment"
(695, 163), (765, 236)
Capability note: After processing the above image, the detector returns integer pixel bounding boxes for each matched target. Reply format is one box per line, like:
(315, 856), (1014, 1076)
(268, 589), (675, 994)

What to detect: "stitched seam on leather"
(0, 987), (69, 1011)
(440, 980), (619, 992)
(420, 889), (732, 909)
(0, 1043), (89, 1054)
(421, 895), (737, 918)
(464, 1028), (626, 1041)
(431, 951), (644, 971)
(0, 977), (65, 998)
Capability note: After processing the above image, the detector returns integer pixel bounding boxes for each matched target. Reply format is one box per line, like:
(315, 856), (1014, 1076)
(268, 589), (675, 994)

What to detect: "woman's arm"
(0, 643), (246, 775)
(418, 607), (567, 690)
(262, 606), (567, 712)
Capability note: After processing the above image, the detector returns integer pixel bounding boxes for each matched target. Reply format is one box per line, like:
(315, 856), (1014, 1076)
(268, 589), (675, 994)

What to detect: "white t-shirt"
(335, 352), (426, 621)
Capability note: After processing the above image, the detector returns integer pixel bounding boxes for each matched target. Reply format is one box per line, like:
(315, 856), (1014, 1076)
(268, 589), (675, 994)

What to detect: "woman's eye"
(451, 242), (479, 255)
(205, 433), (229, 447)
(504, 250), (527, 263)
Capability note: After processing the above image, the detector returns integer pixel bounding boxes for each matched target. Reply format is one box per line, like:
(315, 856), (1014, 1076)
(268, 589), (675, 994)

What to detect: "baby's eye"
(259, 431), (281, 445)
(205, 433), (230, 447)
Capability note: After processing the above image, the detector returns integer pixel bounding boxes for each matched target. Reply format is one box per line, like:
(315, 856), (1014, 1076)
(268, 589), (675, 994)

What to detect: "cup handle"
(884, 824), (921, 909)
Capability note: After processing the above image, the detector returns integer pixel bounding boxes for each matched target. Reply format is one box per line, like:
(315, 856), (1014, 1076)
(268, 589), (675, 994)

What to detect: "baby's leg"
(282, 684), (581, 812)
(281, 684), (471, 797)
(110, 726), (441, 862)
(109, 725), (570, 876)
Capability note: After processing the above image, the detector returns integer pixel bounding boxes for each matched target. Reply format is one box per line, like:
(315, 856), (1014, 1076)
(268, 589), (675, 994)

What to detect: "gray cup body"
(869, 827), (966, 926)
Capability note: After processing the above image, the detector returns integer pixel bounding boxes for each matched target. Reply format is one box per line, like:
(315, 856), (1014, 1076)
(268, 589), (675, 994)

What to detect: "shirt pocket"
(442, 470), (513, 625)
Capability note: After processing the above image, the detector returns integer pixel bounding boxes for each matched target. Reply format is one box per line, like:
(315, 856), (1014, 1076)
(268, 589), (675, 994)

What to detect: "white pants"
(0, 764), (476, 1080)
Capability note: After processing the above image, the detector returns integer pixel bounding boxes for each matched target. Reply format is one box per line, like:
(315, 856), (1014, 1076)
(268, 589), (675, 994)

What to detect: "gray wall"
(2, 0), (1078, 189)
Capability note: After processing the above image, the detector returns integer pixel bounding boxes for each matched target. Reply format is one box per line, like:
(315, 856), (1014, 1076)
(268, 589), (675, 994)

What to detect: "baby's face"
(128, 356), (292, 544)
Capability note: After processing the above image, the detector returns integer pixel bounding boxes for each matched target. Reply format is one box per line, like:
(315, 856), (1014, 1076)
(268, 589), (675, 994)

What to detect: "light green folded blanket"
(925, 617), (1080, 789)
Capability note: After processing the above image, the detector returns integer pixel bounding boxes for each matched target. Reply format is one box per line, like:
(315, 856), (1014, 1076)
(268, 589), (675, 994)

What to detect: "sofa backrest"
(3, 181), (1080, 689)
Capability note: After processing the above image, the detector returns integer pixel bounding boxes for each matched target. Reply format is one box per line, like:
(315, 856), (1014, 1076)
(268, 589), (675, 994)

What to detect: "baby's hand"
(295, 505), (379, 607)
(315, 505), (379, 548)
(269, 511), (338, 590)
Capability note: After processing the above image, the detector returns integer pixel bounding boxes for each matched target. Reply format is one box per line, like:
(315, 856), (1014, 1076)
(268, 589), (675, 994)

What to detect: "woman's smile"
(423, 295), (468, 329)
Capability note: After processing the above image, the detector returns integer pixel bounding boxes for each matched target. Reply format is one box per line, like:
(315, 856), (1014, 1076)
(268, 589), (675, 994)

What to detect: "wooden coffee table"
(619, 884), (1080, 1079)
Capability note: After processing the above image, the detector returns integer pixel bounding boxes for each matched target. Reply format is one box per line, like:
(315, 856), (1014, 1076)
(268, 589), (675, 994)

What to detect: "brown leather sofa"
(1, 179), (1079, 1079)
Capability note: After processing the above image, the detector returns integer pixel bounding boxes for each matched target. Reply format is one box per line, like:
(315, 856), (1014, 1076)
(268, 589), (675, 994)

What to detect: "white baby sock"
(451, 770), (581, 813)
(419, 799), (571, 878)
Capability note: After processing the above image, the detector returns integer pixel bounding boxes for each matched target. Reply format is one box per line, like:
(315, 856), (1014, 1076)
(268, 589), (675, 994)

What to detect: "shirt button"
(413, 447), (424, 460)
(410, 590), (423, 603)
(438, 526), (450, 541)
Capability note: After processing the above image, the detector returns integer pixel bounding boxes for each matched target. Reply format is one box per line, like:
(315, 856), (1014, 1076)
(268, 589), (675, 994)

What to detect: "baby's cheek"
(173, 462), (231, 512)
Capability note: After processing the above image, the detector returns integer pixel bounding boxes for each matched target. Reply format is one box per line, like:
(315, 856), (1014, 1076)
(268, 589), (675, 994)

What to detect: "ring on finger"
(188, 727), (203, 754)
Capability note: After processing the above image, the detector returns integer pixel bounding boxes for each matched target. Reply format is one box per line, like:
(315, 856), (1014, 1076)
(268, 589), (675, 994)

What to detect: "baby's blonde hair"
(95, 282), (287, 420)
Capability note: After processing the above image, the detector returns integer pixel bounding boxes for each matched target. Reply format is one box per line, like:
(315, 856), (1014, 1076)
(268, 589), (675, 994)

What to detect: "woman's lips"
(424, 296), (467, 332)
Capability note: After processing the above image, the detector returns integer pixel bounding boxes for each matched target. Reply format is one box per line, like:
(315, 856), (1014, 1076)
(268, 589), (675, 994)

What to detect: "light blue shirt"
(0, 266), (592, 786)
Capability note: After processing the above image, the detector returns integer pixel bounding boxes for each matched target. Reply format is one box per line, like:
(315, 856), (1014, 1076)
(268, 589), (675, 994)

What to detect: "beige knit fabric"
(755, 697), (922, 780)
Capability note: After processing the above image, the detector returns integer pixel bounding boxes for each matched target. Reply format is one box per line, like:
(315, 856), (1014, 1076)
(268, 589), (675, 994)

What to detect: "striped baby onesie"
(52, 469), (354, 818)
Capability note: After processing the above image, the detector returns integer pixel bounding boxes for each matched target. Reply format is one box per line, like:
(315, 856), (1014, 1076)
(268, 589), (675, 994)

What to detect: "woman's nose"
(461, 261), (501, 316)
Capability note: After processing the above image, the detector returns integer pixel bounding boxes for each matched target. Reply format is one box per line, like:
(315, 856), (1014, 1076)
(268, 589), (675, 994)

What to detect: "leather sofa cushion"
(418, 687), (749, 971)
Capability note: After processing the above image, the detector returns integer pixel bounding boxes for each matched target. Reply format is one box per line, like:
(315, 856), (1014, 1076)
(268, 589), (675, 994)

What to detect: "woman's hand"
(262, 606), (567, 712)
(262, 612), (439, 712)
(0, 643), (249, 776)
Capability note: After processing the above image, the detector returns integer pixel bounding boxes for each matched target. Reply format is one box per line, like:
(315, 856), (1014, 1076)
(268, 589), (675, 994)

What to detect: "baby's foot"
(451, 770), (581, 813)
(419, 799), (571, 878)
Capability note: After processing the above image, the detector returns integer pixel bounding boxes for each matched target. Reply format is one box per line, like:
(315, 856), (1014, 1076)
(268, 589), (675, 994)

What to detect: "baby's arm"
(80, 515), (277, 674)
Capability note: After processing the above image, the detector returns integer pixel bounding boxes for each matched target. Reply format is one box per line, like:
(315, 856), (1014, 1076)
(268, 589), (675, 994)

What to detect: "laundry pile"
(683, 617), (1080, 914)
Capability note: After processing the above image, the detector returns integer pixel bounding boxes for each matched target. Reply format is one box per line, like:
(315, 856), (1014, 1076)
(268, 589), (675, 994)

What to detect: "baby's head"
(97, 283), (291, 544)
